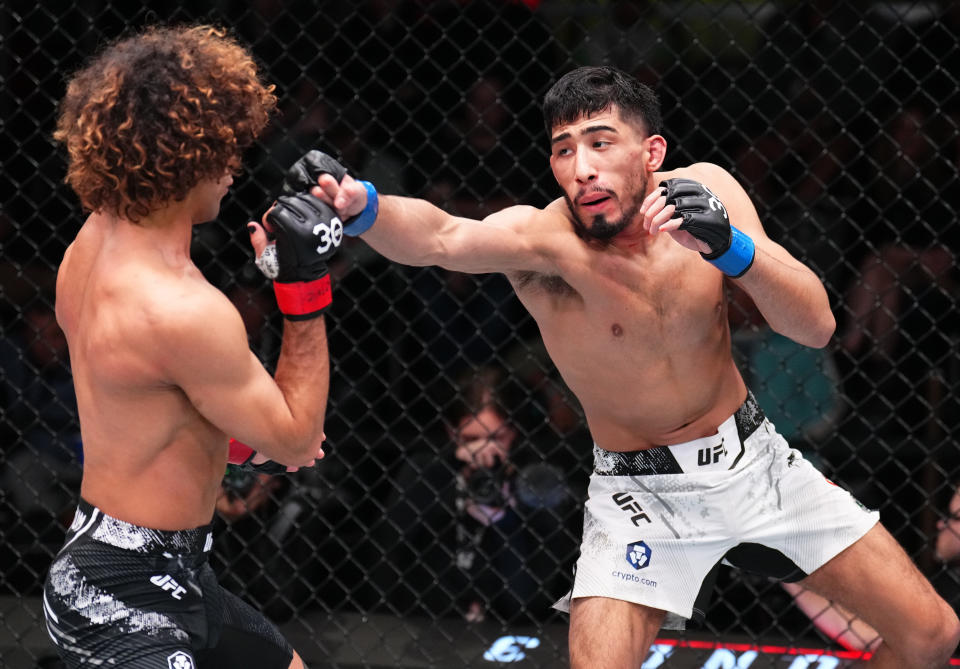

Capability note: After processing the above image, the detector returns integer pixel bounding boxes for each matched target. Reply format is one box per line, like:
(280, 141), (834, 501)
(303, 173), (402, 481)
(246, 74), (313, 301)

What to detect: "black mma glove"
(660, 178), (755, 278)
(283, 150), (379, 237)
(264, 192), (343, 320)
(282, 150), (347, 194)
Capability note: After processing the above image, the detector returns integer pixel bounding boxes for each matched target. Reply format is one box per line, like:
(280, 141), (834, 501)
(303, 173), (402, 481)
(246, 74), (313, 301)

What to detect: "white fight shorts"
(555, 391), (879, 630)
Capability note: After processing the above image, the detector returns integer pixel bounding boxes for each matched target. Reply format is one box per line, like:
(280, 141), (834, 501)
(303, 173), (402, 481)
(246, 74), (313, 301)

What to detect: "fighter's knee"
(897, 599), (960, 667)
(936, 604), (960, 662)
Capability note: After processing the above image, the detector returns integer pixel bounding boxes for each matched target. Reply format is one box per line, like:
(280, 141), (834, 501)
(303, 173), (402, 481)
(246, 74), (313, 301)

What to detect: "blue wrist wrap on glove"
(705, 226), (755, 278)
(344, 181), (379, 237)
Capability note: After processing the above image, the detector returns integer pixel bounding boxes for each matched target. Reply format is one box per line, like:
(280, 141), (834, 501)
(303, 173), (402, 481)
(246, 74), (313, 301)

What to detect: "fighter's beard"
(566, 173), (648, 241)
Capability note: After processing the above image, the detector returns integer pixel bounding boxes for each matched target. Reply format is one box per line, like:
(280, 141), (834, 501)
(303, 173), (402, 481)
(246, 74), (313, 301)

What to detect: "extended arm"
(288, 150), (561, 276)
(646, 165), (836, 348)
(362, 195), (552, 274)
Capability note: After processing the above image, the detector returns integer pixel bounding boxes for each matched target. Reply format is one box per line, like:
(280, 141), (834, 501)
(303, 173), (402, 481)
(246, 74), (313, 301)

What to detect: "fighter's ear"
(645, 134), (667, 172)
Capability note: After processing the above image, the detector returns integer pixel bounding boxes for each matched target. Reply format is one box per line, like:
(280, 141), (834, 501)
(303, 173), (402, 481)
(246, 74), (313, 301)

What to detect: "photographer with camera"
(372, 366), (579, 624)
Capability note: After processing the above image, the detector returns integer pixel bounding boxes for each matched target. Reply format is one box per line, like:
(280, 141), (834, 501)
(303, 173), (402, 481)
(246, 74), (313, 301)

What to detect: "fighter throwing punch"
(291, 67), (959, 667)
(43, 25), (345, 669)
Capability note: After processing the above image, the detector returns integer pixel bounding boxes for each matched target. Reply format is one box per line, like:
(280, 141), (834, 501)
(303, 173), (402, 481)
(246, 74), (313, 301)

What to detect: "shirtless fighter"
(43, 26), (344, 668)
(292, 66), (959, 667)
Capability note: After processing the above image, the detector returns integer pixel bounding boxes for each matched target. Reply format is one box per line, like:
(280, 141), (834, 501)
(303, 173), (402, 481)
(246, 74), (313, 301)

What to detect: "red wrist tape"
(272, 274), (332, 319)
(228, 438), (255, 465)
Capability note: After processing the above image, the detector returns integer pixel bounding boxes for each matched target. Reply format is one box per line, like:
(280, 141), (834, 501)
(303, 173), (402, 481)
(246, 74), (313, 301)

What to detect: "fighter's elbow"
(261, 422), (324, 465)
(288, 427), (326, 463)
(799, 311), (837, 349)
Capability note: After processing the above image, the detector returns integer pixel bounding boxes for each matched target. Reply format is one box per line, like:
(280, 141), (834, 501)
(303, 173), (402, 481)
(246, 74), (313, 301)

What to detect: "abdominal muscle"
(577, 359), (747, 452)
(537, 300), (747, 452)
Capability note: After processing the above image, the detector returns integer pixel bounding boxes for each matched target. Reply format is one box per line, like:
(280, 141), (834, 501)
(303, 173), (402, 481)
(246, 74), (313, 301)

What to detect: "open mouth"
(579, 194), (612, 208)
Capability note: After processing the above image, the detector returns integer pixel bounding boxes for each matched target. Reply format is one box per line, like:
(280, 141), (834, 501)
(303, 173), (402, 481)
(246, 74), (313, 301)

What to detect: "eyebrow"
(551, 124), (620, 146)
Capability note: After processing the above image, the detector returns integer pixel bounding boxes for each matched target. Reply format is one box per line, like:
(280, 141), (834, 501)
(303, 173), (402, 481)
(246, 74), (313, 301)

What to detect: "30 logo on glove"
(260, 192), (344, 320)
(661, 178), (755, 278)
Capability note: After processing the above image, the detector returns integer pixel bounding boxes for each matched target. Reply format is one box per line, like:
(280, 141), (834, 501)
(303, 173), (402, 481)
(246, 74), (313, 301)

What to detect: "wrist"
(344, 181), (379, 237)
(701, 226), (755, 278)
(273, 273), (332, 320)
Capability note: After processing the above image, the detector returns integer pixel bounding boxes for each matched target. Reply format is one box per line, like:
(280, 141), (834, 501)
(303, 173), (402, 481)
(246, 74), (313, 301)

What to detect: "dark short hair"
(55, 25), (276, 222)
(543, 66), (662, 137)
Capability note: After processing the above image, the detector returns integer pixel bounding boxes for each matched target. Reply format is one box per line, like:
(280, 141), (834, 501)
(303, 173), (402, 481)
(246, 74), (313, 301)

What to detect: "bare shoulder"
(493, 199), (591, 291)
(659, 162), (744, 196)
(482, 200), (572, 234)
(147, 275), (244, 346)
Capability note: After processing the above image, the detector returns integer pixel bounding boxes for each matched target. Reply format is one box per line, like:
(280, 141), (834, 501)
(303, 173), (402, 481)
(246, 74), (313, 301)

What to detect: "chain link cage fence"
(1, 1), (959, 667)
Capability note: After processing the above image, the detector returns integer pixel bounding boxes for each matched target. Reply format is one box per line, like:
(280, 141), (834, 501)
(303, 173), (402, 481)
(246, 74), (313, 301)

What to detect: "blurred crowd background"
(1, 1), (958, 666)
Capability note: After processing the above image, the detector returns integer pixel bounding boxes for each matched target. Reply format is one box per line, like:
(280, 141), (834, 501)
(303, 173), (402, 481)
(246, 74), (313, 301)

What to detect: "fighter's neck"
(91, 210), (195, 262)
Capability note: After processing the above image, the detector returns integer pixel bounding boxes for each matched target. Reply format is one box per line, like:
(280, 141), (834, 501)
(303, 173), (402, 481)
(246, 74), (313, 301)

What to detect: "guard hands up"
(249, 192), (343, 320)
(641, 178), (755, 278)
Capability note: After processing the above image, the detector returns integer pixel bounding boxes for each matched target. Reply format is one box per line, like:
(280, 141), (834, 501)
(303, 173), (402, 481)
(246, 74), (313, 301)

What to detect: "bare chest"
(514, 247), (725, 347)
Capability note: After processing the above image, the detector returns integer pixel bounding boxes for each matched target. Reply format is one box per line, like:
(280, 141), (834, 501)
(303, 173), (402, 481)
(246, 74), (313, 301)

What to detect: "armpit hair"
(515, 271), (578, 296)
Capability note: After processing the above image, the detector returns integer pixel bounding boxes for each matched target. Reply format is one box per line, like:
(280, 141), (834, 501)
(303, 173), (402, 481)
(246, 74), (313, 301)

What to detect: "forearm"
(264, 317), (329, 463)
(734, 245), (836, 348)
(360, 195), (456, 267)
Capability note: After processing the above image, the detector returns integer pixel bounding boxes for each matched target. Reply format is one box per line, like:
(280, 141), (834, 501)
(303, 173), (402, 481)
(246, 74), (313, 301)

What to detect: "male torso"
(506, 166), (746, 452)
(56, 213), (228, 529)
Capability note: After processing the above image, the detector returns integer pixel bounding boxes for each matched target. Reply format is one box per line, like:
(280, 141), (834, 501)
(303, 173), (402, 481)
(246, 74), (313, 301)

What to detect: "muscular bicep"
(157, 291), (295, 448)
(435, 206), (566, 274)
(362, 196), (564, 275)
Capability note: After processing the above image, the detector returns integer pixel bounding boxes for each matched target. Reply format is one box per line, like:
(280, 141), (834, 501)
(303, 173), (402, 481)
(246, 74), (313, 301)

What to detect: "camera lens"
(466, 467), (505, 506)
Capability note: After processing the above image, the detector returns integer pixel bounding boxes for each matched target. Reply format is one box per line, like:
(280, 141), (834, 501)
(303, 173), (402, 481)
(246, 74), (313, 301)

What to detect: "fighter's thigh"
(195, 586), (294, 669)
(569, 596), (665, 669)
(798, 522), (950, 645)
(45, 615), (197, 669)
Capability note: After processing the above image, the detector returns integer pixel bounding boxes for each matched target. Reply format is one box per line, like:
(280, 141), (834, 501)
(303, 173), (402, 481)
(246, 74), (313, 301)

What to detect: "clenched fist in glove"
(660, 178), (755, 278)
(251, 192), (343, 320)
(283, 150), (379, 237)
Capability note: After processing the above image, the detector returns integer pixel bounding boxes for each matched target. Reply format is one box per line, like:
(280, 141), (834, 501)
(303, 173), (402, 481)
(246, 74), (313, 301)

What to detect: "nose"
(574, 151), (597, 184)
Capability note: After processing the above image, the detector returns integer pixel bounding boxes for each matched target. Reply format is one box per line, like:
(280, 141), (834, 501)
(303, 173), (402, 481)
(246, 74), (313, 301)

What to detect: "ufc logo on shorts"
(312, 217), (343, 254)
(612, 492), (651, 525)
(698, 442), (726, 466)
(151, 574), (187, 600)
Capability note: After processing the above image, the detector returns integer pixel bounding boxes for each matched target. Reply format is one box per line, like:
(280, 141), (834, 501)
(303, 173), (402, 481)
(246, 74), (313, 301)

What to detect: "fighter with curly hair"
(43, 25), (341, 668)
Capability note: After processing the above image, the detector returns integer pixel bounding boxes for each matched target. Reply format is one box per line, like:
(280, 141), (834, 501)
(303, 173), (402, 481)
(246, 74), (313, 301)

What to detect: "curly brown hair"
(55, 25), (277, 222)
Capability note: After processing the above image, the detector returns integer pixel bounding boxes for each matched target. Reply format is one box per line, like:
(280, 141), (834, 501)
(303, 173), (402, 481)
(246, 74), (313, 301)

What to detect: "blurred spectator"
(838, 104), (959, 436)
(783, 482), (960, 653)
(212, 452), (369, 623)
(841, 105), (958, 361)
(933, 485), (960, 608)
(0, 300), (82, 524)
(416, 72), (545, 217)
(0, 299), (82, 594)
(398, 73), (543, 377)
(371, 366), (579, 623)
(732, 85), (860, 300)
(728, 285), (844, 449)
